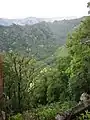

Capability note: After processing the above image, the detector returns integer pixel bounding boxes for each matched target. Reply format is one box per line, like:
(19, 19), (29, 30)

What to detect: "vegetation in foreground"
(1, 2), (90, 120)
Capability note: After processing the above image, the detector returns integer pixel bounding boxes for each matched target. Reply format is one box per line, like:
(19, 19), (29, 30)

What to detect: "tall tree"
(4, 52), (36, 112)
(67, 16), (90, 101)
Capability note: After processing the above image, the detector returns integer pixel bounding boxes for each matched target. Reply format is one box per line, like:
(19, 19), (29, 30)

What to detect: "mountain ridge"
(0, 16), (82, 26)
(0, 17), (82, 60)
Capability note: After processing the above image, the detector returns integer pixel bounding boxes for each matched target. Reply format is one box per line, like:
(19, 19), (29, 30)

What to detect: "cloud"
(0, 0), (88, 18)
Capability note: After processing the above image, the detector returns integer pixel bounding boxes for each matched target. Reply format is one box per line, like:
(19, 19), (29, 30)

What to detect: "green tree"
(67, 16), (90, 101)
(4, 52), (36, 112)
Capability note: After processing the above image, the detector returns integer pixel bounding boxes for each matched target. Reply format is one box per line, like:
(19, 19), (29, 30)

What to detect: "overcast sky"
(0, 0), (89, 19)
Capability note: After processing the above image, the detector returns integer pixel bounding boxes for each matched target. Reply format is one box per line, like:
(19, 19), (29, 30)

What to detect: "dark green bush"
(9, 113), (23, 120)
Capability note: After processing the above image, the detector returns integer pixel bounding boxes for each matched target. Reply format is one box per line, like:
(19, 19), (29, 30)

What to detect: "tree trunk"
(0, 55), (3, 108)
(18, 63), (22, 112)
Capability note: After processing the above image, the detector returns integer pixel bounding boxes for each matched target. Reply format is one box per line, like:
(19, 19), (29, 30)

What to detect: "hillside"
(54, 45), (68, 57)
(0, 18), (82, 60)
(1, 2), (90, 120)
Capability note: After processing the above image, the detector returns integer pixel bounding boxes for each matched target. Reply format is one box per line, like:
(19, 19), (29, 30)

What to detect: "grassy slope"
(54, 45), (68, 57)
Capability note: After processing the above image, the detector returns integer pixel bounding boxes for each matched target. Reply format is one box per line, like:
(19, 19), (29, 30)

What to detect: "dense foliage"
(1, 6), (90, 120)
(0, 18), (82, 60)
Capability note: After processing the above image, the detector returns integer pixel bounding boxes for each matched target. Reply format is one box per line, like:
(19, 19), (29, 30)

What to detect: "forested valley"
(0, 2), (90, 120)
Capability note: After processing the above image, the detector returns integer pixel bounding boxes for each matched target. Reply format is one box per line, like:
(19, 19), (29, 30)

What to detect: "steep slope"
(54, 46), (68, 57)
(0, 23), (58, 59)
(0, 18), (82, 60)
(48, 18), (83, 44)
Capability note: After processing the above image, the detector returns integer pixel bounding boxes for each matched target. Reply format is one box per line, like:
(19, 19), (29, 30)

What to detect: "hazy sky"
(0, 0), (89, 19)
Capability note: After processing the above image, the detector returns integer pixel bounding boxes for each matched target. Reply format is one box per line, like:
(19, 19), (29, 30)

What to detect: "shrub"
(77, 111), (90, 120)
(9, 113), (23, 120)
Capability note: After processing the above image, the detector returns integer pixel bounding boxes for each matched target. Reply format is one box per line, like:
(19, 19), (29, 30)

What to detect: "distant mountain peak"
(0, 16), (82, 26)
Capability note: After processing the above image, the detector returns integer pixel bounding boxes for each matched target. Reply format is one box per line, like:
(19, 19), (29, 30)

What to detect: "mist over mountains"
(0, 16), (81, 26)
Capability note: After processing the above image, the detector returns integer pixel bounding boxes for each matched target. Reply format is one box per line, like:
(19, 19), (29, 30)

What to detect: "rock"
(1, 111), (5, 120)
(55, 114), (65, 120)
